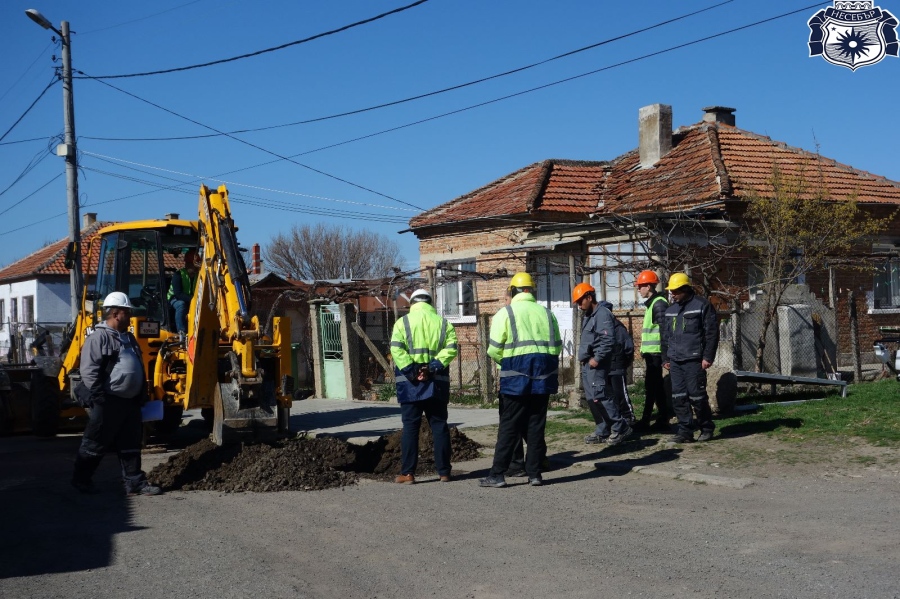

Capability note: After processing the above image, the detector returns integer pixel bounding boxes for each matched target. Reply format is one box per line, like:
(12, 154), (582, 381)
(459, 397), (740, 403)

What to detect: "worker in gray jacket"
(574, 283), (632, 446)
(662, 273), (719, 443)
(71, 292), (162, 496)
(598, 300), (636, 425)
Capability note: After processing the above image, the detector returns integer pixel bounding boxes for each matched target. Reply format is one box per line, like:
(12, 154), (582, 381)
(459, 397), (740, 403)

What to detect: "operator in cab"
(168, 248), (200, 334)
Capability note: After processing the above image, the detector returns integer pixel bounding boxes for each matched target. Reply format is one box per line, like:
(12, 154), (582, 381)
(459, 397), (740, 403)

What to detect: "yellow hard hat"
(509, 272), (535, 290)
(665, 272), (691, 290)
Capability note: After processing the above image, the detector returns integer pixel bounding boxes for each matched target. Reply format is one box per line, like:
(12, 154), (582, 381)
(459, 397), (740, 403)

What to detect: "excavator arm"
(185, 185), (292, 444)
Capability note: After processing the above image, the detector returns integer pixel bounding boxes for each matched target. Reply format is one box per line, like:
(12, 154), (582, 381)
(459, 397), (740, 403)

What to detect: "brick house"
(405, 104), (900, 377)
(0, 214), (107, 360)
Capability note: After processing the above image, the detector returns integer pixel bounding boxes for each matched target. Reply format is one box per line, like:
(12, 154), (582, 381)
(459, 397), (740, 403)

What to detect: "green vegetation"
(545, 379), (900, 447)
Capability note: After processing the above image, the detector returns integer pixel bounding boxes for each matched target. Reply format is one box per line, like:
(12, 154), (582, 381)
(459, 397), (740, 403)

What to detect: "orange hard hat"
(572, 282), (596, 304)
(636, 270), (660, 285)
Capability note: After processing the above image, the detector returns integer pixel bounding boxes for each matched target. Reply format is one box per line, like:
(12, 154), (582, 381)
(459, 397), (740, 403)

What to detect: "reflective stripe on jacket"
(640, 294), (667, 355)
(663, 291), (719, 362)
(390, 302), (458, 403)
(487, 293), (561, 396)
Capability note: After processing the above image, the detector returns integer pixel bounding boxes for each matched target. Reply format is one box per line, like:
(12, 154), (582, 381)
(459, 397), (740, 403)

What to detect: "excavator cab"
(92, 225), (199, 333)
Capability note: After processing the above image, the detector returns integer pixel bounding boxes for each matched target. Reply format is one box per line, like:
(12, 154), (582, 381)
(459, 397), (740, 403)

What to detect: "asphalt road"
(1, 431), (898, 599)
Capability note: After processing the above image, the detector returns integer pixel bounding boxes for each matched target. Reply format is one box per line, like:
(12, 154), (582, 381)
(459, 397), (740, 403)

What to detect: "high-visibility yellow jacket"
(487, 293), (561, 396)
(640, 294), (668, 355)
(390, 302), (457, 403)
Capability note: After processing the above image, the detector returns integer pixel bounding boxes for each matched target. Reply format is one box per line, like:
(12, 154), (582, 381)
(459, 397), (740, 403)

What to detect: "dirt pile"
(149, 424), (482, 492)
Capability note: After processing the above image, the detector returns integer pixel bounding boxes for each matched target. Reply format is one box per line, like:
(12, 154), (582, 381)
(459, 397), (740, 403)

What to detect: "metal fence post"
(478, 313), (494, 403)
(849, 290), (862, 381)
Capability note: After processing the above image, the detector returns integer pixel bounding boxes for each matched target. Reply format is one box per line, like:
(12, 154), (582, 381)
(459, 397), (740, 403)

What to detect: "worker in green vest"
(635, 270), (671, 431)
(168, 248), (200, 334)
(479, 272), (561, 488)
(390, 289), (458, 484)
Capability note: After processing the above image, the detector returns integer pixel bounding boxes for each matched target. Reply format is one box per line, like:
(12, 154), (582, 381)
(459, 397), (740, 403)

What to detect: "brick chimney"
(252, 243), (262, 275)
(702, 106), (736, 126)
(82, 212), (97, 228)
(639, 104), (673, 169)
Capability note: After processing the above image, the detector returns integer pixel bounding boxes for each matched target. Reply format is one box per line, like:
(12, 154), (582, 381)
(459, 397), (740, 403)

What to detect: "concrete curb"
(632, 466), (754, 489)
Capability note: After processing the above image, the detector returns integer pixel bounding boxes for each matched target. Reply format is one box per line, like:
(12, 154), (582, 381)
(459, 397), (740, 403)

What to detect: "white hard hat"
(102, 291), (133, 309)
(409, 288), (432, 303)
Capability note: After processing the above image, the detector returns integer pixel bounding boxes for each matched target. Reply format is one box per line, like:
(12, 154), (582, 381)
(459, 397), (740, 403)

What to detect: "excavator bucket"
(211, 379), (278, 446)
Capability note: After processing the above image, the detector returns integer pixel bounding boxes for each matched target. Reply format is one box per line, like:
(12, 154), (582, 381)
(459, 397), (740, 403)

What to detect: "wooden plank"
(350, 322), (394, 382)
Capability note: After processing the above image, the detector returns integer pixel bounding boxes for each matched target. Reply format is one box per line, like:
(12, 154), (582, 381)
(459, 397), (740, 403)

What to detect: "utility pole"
(26, 10), (82, 322)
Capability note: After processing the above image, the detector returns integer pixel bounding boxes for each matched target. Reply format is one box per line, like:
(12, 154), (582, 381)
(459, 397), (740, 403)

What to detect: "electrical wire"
(0, 140), (55, 198)
(81, 150), (417, 213)
(0, 77), (59, 144)
(81, 0), (736, 142)
(0, 42), (54, 105)
(78, 0), (204, 35)
(80, 74), (425, 211)
(83, 0), (431, 79)
(0, 173), (63, 218)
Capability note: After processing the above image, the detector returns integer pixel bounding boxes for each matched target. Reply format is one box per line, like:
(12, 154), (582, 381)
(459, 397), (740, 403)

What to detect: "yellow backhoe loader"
(0, 185), (293, 444)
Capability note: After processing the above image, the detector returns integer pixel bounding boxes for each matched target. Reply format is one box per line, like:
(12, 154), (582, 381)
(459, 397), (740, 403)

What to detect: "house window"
(437, 260), (476, 321)
(10, 298), (18, 324)
(590, 242), (643, 309)
(874, 258), (900, 309)
(22, 296), (34, 325)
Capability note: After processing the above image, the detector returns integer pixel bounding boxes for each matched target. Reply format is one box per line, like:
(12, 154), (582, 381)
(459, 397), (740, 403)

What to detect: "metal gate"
(319, 304), (346, 399)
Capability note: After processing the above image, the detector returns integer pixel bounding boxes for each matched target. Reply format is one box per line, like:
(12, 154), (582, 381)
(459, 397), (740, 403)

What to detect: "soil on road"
(1, 417), (897, 599)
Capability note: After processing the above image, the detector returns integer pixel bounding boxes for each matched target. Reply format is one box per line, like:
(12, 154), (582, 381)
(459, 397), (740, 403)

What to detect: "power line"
(80, 74), (426, 211)
(78, 0), (204, 35)
(81, 0), (736, 142)
(0, 42), (54, 105)
(0, 173), (63, 218)
(83, 0), (432, 79)
(81, 150), (417, 213)
(0, 77), (58, 144)
(0, 140), (55, 198)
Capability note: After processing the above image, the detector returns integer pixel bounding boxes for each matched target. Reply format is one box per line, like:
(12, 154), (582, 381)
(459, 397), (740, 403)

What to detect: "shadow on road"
(0, 435), (145, 579)
(718, 418), (803, 439)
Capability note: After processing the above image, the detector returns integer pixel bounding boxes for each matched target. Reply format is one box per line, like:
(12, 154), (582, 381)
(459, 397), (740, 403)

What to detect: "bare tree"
(264, 223), (402, 280)
(745, 162), (893, 371)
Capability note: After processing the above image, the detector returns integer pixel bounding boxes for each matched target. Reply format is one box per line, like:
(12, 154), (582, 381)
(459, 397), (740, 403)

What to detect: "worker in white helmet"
(389, 288), (458, 484)
(71, 292), (162, 496)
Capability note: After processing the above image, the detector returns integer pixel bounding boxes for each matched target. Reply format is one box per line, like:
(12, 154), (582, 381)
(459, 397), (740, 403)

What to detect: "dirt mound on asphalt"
(149, 424), (482, 492)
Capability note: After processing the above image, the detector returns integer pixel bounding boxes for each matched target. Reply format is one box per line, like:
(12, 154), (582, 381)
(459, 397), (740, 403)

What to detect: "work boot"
(606, 424), (633, 447)
(651, 420), (672, 432)
(439, 475), (451, 483)
(669, 433), (695, 444)
(528, 476), (543, 487)
(505, 467), (527, 478)
(478, 474), (507, 488)
(394, 474), (415, 484)
(697, 430), (714, 442)
(584, 433), (608, 445)
(128, 483), (162, 496)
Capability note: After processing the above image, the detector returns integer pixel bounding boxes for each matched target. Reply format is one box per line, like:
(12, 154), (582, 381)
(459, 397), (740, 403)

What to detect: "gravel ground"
(1, 424), (898, 599)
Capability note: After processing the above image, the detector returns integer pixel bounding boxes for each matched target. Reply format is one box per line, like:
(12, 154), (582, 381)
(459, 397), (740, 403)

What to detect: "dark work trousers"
(490, 393), (549, 478)
(400, 398), (451, 477)
(640, 353), (670, 424)
(607, 373), (635, 424)
(582, 367), (628, 437)
(498, 393), (525, 473)
(669, 359), (714, 436)
(72, 397), (148, 492)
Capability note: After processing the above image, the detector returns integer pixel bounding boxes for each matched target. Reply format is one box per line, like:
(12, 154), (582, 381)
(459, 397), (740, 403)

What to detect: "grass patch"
(717, 379), (900, 446)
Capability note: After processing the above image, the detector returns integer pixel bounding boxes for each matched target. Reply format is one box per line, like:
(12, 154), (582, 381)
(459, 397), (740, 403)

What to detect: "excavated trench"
(149, 423), (482, 492)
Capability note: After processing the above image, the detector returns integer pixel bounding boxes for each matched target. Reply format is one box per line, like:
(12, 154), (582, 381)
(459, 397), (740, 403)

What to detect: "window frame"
(873, 256), (900, 311)
(589, 242), (644, 310)
(436, 259), (477, 324)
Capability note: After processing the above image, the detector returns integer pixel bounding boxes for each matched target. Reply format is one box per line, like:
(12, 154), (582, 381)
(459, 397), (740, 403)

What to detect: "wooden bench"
(732, 370), (848, 398)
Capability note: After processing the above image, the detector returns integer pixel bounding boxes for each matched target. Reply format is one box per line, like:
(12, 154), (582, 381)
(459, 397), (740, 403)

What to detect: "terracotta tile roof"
(0, 221), (112, 283)
(409, 120), (900, 231)
(409, 159), (607, 229)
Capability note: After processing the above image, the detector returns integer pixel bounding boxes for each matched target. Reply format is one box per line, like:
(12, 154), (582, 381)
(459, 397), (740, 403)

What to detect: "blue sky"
(1, 0), (898, 271)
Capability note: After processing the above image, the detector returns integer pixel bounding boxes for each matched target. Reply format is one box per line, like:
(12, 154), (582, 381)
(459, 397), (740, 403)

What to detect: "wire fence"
(0, 321), (69, 364)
